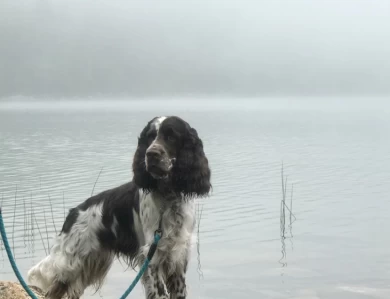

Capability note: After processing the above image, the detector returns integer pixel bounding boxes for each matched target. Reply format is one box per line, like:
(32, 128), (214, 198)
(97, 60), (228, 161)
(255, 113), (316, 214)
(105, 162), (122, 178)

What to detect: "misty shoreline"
(0, 96), (388, 113)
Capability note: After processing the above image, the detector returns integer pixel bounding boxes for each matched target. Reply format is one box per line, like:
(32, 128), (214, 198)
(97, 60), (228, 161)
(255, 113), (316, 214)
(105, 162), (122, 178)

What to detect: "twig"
(290, 184), (294, 226)
(32, 210), (48, 256)
(196, 202), (204, 280)
(288, 184), (295, 250)
(12, 185), (17, 258)
(30, 193), (34, 256)
(279, 164), (288, 273)
(91, 167), (104, 196)
(280, 165), (286, 238)
(43, 208), (50, 253)
(23, 196), (27, 251)
(48, 195), (57, 235)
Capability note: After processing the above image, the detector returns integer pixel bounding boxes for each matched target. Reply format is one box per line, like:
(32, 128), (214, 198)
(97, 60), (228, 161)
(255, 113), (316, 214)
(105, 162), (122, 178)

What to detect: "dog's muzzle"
(145, 143), (174, 179)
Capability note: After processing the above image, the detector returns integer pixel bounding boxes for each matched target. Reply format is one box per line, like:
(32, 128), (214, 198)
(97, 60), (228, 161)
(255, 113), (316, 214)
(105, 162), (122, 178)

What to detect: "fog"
(1, 0), (390, 98)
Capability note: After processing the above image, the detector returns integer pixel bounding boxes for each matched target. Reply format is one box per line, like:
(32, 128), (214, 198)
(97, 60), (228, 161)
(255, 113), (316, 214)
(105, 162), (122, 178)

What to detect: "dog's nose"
(146, 149), (160, 159)
(146, 146), (165, 160)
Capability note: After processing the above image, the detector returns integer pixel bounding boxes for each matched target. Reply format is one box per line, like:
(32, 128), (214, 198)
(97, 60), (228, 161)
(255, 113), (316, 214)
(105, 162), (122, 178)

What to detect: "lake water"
(0, 98), (389, 299)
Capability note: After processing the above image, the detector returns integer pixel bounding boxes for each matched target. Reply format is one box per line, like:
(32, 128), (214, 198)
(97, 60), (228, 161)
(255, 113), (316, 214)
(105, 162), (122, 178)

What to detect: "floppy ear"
(173, 127), (211, 198)
(132, 137), (157, 192)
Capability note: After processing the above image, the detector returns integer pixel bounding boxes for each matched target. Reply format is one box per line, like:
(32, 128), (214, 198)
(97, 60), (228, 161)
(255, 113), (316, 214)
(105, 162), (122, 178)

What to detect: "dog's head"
(132, 116), (211, 198)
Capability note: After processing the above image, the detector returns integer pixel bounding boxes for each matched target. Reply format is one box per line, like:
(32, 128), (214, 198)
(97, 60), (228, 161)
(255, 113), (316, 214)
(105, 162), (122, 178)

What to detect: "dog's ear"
(173, 127), (211, 198)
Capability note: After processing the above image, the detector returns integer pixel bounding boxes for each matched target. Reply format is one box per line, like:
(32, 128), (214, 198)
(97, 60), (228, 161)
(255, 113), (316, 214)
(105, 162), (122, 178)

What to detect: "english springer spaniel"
(27, 116), (211, 299)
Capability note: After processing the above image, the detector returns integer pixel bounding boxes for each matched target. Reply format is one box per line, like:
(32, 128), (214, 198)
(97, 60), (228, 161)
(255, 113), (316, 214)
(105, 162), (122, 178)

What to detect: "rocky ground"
(0, 281), (45, 299)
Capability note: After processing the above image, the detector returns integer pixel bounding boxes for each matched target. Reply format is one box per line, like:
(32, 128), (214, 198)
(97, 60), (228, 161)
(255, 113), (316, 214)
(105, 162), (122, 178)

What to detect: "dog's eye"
(167, 135), (176, 142)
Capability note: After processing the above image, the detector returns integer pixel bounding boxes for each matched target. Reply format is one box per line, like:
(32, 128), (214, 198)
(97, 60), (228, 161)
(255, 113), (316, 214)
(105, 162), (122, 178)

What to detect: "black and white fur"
(28, 116), (211, 299)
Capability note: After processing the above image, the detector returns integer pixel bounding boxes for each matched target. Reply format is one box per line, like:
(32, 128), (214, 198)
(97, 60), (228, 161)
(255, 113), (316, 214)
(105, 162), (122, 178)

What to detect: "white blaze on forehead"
(146, 116), (167, 154)
(153, 116), (167, 132)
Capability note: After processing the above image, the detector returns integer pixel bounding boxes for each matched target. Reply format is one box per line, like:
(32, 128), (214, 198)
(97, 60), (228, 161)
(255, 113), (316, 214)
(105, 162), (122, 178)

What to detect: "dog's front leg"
(142, 264), (169, 299)
(167, 269), (187, 299)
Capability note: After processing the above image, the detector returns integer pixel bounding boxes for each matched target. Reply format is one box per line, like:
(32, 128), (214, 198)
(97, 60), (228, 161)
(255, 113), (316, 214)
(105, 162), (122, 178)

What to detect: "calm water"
(0, 98), (389, 298)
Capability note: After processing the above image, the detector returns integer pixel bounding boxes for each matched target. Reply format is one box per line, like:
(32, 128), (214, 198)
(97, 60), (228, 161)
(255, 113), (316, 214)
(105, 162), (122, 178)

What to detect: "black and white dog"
(28, 116), (211, 299)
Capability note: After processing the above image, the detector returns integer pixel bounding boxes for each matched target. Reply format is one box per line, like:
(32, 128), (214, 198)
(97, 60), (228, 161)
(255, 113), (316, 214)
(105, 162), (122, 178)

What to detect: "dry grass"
(0, 281), (45, 299)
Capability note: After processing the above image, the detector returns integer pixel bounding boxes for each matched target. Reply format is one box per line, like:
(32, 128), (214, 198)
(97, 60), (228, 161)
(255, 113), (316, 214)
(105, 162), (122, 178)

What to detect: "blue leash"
(119, 232), (161, 299)
(0, 207), (161, 299)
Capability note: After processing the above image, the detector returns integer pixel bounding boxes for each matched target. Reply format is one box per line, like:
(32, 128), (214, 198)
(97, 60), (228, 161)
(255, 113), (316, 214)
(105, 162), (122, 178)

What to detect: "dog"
(28, 116), (211, 299)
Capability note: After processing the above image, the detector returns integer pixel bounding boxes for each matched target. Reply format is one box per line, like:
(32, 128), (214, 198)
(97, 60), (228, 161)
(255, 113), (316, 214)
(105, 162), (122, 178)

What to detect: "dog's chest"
(139, 193), (195, 260)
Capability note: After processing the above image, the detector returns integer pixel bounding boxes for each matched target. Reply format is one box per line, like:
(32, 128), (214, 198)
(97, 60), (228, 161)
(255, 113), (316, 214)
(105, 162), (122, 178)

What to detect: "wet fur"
(27, 116), (211, 299)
